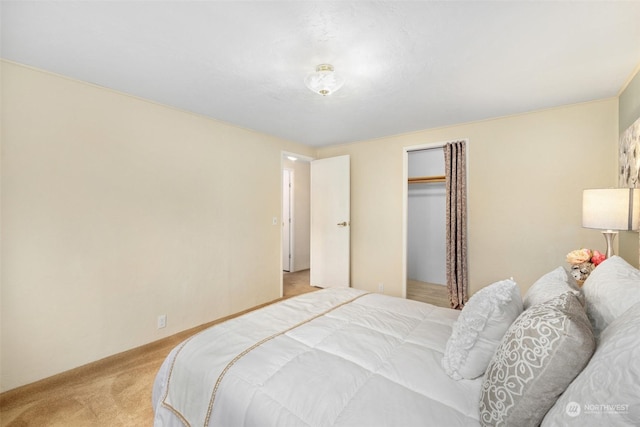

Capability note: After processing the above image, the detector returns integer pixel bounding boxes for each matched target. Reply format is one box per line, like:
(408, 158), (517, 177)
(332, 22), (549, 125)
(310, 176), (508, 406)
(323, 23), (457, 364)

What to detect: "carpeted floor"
(0, 275), (316, 426)
(0, 326), (187, 426)
(283, 269), (317, 297)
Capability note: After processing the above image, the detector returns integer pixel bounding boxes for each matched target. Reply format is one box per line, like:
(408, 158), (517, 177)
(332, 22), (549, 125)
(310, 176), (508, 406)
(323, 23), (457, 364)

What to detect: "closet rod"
(408, 175), (446, 184)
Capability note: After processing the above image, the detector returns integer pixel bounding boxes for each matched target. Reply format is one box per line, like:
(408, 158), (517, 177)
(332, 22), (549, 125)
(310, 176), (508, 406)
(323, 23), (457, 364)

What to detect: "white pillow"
(582, 255), (640, 337)
(523, 266), (581, 310)
(442, 279), (523, 380)
(542, 301), (640, 426)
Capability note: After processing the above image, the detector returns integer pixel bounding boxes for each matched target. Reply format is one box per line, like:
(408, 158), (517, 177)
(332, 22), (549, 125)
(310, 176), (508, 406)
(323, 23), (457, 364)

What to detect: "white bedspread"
(153, 288), (482, 427)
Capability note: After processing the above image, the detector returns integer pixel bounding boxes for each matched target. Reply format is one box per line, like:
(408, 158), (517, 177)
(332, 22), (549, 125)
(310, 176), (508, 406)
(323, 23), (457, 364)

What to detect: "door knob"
(337, 221), (349, 227)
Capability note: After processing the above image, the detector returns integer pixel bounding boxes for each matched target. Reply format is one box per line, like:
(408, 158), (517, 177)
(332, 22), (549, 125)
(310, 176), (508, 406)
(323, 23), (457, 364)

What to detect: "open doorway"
(281, 153), (314, 298)
(403, 144), (450, 307)
(281, 153), (352, 296)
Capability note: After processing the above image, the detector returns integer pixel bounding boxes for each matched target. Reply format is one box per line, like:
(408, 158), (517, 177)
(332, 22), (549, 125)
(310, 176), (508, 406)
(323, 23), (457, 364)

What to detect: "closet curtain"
(444, 141), (468, 309)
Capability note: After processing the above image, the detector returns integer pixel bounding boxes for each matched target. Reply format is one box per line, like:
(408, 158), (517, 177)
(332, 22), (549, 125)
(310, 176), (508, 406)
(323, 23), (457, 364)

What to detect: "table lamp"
(582, 188), (640, 258)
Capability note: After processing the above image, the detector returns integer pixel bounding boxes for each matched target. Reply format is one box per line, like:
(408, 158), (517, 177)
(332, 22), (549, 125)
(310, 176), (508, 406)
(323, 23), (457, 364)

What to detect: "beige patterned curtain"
(444, 141), (468, 309)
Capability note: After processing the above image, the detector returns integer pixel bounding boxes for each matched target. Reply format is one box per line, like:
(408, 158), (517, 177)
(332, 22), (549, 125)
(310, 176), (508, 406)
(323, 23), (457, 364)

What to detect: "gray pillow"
(479, 292), (595, 427)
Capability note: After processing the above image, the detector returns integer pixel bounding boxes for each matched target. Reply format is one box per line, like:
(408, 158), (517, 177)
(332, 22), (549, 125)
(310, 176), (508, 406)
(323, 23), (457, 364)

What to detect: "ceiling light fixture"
(304, 64), (345, 96)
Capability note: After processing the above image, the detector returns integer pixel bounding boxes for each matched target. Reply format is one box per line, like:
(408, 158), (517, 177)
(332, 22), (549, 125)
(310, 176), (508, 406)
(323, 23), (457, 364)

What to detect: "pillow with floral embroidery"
(542, 301), (640, 425)
(442, 279), (522, 380)
(581, 255), (640, 338)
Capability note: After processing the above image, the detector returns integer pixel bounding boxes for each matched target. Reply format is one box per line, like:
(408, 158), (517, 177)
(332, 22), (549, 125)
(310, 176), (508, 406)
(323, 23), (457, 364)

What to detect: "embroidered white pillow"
(542, 301), (640, 426)
(442, 279), (523, 380)
(582, 255), (640, 338)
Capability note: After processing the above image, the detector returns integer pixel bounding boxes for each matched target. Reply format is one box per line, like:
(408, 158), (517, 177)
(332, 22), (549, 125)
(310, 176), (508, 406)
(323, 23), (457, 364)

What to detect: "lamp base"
(602, 230), (618, 258)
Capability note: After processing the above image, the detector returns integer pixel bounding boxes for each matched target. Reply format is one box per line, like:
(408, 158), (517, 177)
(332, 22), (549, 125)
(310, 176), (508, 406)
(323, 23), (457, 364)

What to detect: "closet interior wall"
(407, 148), (446, 286)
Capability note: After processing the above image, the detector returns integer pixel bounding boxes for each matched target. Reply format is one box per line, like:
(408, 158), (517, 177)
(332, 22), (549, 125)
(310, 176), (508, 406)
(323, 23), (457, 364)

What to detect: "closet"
(407, 148), (446, 288)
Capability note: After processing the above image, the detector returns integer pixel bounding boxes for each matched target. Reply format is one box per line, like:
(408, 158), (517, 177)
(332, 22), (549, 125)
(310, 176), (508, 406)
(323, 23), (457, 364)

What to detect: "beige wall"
(318, 99), (618, 298)
(0, 61), (314, 392)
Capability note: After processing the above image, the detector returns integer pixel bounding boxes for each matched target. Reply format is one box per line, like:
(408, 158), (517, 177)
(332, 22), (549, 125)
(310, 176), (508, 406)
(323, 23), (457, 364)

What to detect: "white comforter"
(152, 288), (482, 427)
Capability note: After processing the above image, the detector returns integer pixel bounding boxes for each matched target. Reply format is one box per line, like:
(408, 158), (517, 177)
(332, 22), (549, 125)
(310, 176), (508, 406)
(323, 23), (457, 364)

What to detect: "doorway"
(281, 153), (312, 296)
(403, 144), (449, 307)
(280, 153), (352, 296)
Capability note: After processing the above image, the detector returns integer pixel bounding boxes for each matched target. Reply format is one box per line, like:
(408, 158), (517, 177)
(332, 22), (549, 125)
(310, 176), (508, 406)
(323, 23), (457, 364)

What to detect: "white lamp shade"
(582, 188), (640, 231)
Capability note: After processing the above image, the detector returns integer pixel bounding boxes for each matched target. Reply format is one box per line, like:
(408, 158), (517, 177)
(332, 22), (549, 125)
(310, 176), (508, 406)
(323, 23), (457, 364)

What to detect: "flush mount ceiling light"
(304, 64), (345, 96)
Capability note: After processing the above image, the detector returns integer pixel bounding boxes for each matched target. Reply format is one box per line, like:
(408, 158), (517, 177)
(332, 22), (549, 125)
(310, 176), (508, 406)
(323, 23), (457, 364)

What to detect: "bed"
(153, 256), (640, 427)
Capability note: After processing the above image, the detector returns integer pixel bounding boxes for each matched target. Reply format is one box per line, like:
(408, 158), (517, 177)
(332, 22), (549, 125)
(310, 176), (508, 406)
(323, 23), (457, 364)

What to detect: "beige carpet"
(0, 328), (187, 427)
(283, 269), (317, 297)
(0, 277), (315, 427)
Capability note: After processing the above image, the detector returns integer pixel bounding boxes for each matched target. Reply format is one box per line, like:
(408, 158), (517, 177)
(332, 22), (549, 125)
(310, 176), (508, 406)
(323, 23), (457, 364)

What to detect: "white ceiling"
(2, 1), (640, 147)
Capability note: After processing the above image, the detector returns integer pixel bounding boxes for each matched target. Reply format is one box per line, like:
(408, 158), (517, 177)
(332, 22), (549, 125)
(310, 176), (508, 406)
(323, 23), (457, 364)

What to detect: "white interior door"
(310, 155), (350, 288)
(282, 169), (292, 272)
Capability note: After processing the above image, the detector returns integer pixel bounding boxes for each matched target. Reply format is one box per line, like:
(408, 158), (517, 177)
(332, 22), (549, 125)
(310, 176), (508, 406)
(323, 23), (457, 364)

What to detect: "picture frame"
(619, 116), (640, 188)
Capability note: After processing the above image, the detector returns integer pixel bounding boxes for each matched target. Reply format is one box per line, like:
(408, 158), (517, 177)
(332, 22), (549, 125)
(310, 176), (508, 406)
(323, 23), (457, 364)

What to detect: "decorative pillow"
(479, 292), (595, 427)
(442, 279), (522, 380)
(542, 301), (640, 426)
(523, 266), (581, 310)
(581, 255), (640, 338)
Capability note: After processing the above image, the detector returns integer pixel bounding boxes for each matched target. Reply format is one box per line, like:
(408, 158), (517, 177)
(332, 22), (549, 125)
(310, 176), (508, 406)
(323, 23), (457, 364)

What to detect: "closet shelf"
(408, 175), (446, 184)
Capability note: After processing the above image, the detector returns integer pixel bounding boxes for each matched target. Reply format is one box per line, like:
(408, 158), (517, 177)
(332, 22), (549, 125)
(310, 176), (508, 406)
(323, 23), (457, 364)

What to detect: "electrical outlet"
(157, 314), (167, 329)
(378, 283), (384, 293)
